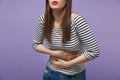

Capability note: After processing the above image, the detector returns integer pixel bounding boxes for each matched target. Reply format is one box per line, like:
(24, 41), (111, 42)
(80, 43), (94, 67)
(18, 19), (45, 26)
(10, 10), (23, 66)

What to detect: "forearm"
(67, 54), (90, 67)
(35, 44), (53, 55)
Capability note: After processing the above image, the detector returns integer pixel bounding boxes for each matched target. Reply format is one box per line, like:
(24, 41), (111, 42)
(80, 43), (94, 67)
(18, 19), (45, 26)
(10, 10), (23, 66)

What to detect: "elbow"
(32, 43), (39, 52)
(92, 51), (100, 60)
(95, 49), (100, 58)
(93, 52), (100, 59)
(91, 52), (100, 61)
(84, 51), (100, 60)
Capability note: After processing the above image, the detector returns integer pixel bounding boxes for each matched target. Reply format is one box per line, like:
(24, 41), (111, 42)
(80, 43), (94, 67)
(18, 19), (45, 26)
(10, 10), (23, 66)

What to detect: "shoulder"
(36, 14), (45, 23)
(71, 13), (89, 29)
(71, 12), (85, 23)
(35, 14), (45, 28)
(71, 12), (77, 20)
(71, 13), (86, 24)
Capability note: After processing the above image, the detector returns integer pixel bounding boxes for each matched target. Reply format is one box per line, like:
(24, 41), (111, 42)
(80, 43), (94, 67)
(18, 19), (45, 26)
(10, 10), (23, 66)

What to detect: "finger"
(54, 58), (61, 62)
(54, 59), (65, 63)
(52, 64), (58, 69)
(52, 57), (58, 61)
(52, 59), (58, 64)
(52, 61), (58, 67)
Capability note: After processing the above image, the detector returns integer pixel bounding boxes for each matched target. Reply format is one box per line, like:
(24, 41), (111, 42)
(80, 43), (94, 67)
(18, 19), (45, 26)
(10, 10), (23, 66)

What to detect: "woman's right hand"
(50, 50), (78, 61)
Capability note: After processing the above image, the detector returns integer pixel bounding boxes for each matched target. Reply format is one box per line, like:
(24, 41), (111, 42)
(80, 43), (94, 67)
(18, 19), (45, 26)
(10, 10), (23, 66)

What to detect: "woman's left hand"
(52, 57), (70, 69)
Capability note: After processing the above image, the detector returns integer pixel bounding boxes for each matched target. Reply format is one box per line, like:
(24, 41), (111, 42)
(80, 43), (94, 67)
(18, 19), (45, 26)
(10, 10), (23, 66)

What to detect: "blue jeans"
(42, 66), (86, 80)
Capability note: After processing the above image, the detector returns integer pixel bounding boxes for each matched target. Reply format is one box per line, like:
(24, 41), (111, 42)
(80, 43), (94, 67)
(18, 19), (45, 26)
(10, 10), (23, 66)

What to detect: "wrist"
(48, 49), (54, 55)
(65, 61), (71, 67)
(67, 60), (77, 67)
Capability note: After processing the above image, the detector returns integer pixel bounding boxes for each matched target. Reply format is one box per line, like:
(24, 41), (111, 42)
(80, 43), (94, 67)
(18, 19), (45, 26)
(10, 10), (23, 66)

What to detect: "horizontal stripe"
(32, 14), (100, 75)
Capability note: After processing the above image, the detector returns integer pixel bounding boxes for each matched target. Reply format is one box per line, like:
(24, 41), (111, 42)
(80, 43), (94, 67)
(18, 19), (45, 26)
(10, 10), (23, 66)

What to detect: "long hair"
(43, 0), (72, 44)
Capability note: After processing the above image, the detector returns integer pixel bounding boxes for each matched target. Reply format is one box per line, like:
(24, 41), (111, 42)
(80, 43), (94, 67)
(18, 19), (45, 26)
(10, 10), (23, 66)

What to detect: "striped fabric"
(32, 14), (100, 76)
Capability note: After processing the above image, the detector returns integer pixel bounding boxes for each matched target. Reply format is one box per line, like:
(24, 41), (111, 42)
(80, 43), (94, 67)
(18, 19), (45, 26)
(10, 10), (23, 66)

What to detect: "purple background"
(0, 0), (120, 80)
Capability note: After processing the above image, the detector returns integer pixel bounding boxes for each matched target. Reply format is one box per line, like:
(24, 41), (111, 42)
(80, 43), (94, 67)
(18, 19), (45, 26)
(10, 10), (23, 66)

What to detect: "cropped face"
(48, 0), (67, 10)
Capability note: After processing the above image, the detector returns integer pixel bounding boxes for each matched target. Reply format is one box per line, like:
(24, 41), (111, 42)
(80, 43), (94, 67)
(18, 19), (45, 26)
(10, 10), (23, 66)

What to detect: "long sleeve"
(32, 15), (44, 50)
(75, 15), (100, 60)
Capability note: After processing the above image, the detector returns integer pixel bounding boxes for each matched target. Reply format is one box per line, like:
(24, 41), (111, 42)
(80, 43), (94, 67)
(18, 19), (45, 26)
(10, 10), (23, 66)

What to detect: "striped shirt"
(32, 14), (100, 76)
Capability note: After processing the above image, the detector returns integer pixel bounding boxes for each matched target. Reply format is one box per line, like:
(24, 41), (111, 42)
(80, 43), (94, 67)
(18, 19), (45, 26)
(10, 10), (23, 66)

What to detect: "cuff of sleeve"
(83, 51), (99, 60)
(32, 44), (39, 50)
(32, 40), (42, 51)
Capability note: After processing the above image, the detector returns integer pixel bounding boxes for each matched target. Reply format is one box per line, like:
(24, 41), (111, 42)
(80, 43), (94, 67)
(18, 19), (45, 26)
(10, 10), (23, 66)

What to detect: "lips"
(52, 1), (58, 5)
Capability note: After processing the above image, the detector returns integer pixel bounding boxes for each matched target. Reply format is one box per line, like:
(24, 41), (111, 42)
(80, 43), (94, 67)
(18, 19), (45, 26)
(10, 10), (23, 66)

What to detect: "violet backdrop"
(0, 0), (120, 80)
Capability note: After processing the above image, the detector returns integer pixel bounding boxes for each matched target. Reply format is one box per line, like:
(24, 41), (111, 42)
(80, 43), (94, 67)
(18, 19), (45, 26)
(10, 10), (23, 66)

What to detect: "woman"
(32, 0), (100, 80)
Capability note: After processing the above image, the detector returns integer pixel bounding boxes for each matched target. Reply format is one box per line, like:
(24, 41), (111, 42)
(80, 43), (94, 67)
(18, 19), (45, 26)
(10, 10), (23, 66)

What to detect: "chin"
(51, 7), (63, 10)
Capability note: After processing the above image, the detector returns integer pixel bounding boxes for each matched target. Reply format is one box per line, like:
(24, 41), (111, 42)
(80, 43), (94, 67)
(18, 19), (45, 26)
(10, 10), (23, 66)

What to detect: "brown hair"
(43, 0), (72, 44)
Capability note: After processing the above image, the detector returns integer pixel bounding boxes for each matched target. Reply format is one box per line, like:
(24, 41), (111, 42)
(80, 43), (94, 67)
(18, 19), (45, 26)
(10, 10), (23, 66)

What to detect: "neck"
(52, 9), (65, 23)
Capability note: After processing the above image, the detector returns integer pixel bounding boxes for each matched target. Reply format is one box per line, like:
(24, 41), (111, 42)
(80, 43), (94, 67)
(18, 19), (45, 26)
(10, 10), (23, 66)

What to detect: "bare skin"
(36, 44), (78, 61)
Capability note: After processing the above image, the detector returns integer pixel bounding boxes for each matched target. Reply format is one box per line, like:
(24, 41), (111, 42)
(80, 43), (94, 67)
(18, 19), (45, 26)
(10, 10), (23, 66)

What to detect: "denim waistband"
(45, 65), (86, 77)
